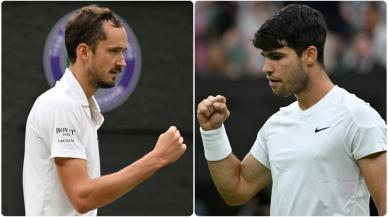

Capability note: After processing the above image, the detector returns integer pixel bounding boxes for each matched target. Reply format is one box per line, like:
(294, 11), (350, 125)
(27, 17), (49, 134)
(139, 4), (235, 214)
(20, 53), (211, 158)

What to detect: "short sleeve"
(344, 104), (387, 160)
(250, 125), (270, 169)
(40, 102), (87, 160)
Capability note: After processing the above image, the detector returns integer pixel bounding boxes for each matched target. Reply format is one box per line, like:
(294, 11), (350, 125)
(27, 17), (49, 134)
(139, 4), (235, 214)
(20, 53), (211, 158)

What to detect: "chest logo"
(315, 126), (330, 133)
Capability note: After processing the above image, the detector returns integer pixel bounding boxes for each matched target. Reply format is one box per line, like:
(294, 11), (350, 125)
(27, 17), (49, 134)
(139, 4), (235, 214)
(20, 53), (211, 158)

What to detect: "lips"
(110, 69), (122, 74)
(267, 76), (281, 82)
(267, 76), (281, 86)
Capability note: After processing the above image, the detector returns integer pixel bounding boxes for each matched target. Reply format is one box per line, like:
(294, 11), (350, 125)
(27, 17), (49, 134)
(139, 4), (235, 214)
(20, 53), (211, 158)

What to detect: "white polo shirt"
(250, 86), (386, 215)
(23, 68), (104, 216)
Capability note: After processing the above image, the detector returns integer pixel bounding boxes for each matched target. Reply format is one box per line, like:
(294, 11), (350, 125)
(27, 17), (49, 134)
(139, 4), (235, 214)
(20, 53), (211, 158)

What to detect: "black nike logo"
(315, 126), (330, 133)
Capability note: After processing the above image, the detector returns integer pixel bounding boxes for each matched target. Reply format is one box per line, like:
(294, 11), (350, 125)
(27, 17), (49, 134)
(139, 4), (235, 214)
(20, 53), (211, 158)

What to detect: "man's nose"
(262, 59), (274, 74)
(117, 54), (126, 67)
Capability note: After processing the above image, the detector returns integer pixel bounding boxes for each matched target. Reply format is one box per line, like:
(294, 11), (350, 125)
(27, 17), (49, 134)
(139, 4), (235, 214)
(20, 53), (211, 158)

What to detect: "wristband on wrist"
(200, 124), (232, 161)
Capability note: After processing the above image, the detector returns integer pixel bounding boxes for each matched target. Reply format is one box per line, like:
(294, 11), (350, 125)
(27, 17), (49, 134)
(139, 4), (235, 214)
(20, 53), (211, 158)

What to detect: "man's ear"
(302, 46), (318, 66)
(75, 43), (90, 63)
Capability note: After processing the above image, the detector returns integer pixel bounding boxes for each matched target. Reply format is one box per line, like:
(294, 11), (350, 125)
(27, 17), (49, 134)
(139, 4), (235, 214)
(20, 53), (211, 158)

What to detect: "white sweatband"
(200, 124), (232, 161)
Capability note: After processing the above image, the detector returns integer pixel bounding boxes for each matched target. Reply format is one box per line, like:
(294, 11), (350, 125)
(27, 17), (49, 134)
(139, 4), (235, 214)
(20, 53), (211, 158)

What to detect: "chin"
(272, 89), (292, 97)
(98, 81), (116, 89)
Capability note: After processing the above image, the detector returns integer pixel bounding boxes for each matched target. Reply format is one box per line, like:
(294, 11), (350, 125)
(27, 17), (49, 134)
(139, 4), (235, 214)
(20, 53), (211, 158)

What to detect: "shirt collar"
(295, 85), (338, 116)
(89, 95), (104, 129)
(56, 68), (89, 107)
(56, 68), (104, 128)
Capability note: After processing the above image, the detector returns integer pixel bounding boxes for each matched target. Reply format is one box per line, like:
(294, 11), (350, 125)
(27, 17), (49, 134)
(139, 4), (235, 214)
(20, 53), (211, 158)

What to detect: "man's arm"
(208, 153), (271, 206)
(357, 151), (386, 216)
(197, 95), (271, 206)
(55, 126), (186, 214)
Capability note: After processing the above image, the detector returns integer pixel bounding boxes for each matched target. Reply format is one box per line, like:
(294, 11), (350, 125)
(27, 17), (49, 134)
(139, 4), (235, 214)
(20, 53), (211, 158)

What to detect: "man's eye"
(270, 55), (282, 60)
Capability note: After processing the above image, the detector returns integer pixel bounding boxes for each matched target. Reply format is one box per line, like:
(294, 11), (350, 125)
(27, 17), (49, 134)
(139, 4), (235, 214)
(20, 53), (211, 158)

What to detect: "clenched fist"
(152, 126), (186, 167)
(197, 95), (230, 131)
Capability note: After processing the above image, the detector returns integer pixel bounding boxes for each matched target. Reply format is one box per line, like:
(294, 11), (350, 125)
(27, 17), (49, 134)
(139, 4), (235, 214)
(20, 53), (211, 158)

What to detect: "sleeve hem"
(51, 150), (86, 160)
(354, 144), (387, 160)
(249, 150), (270, 170)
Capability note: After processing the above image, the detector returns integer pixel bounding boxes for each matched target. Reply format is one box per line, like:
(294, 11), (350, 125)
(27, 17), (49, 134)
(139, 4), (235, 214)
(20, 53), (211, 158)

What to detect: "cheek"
(277, 59), (292, 77)
(94, 55), (110, 68)
(281, 61), (301, 85)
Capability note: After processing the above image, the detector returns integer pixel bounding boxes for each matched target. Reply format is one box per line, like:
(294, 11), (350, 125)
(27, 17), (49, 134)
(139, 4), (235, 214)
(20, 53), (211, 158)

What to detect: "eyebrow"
(109, 46), (128, 52)
(261, 51), (285, 58)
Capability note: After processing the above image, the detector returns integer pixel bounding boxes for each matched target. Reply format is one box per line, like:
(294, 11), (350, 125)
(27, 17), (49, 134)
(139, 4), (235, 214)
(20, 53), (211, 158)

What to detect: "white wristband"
(200, 124), (232, 161)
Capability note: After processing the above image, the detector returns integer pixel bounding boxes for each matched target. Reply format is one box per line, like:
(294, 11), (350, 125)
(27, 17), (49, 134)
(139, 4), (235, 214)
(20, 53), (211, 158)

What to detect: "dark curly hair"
(253, 4), (328, 67)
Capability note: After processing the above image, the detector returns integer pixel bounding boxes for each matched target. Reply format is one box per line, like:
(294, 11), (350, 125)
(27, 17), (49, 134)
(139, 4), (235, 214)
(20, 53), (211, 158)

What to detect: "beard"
(88, 64), (118, 89)
(271, 61), (308, 97)
(94, 77), (115, 89)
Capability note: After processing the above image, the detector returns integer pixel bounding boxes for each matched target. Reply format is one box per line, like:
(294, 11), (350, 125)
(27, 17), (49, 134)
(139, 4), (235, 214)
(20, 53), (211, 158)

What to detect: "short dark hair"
(253, 4), (328, 66)
(65, 5), (122, 64)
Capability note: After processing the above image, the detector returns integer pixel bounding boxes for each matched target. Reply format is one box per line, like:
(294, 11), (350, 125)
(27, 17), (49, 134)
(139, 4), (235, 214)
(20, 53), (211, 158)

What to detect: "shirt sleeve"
(250, 124), (270, 169)
(41, 102), (87, 160)
(344, 104), (387, 160)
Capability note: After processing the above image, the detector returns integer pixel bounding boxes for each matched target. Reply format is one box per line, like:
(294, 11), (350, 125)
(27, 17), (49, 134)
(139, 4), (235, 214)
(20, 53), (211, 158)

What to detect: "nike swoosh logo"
(315, 126), (330, 133)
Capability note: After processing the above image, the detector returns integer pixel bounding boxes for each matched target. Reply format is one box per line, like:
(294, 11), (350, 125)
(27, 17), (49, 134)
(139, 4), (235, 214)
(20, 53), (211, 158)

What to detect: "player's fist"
(152, 126), (186, 167)
(197, 95), (230, 131)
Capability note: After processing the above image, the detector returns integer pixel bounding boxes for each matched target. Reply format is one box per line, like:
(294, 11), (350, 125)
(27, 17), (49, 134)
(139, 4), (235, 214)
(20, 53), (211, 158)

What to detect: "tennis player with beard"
(23, 5), (186, 215)
(197, 4), (386, 216)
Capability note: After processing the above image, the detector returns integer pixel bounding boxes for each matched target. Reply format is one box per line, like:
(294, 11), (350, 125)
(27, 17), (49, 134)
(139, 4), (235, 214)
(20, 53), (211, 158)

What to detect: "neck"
(69, 63), (97, 99)
(295, 67), (334, 110)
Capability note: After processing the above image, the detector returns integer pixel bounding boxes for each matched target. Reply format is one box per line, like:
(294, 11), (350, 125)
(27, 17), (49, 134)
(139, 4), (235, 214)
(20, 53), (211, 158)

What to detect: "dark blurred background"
(195, 1), (386, 216)
(2, 1), (193, 215)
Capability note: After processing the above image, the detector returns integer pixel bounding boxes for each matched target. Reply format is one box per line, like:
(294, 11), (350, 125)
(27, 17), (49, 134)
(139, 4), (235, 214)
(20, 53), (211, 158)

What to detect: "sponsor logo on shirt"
(43, 10), (142, 113)
(56, 127), (75, 143)
(58, 138), (75, 143)
(56, 127), (75, 136)
(314, 126), (331, 133)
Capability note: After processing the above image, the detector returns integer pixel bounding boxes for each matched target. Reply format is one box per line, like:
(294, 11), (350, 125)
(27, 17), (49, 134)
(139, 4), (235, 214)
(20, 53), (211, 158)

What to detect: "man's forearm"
(377, 200), (386, 216)
(76, 152), (162, 213)
(57, 126), (185, 214)
(207, 154), (247, 206)
(207, 153), (272, 207)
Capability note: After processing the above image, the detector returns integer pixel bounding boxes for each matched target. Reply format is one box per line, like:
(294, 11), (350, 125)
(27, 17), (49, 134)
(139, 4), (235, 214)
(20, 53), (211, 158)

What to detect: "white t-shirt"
(250, 85), (386, 215)
(23, 68), (104, 216)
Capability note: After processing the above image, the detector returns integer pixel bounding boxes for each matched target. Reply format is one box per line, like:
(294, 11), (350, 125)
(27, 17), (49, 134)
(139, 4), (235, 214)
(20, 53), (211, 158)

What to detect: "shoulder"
(32, 86), (82, 118)
(332, 87), (385, 128)
(268, 101), (298, 121)
(260, 101), (298, 131)
(38, 87), (80, 110)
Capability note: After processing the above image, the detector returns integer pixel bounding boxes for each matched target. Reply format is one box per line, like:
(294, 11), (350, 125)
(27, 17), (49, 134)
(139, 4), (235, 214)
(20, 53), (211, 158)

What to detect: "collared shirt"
(250, 86), (386, 215)
(23, 68), (104, 216)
